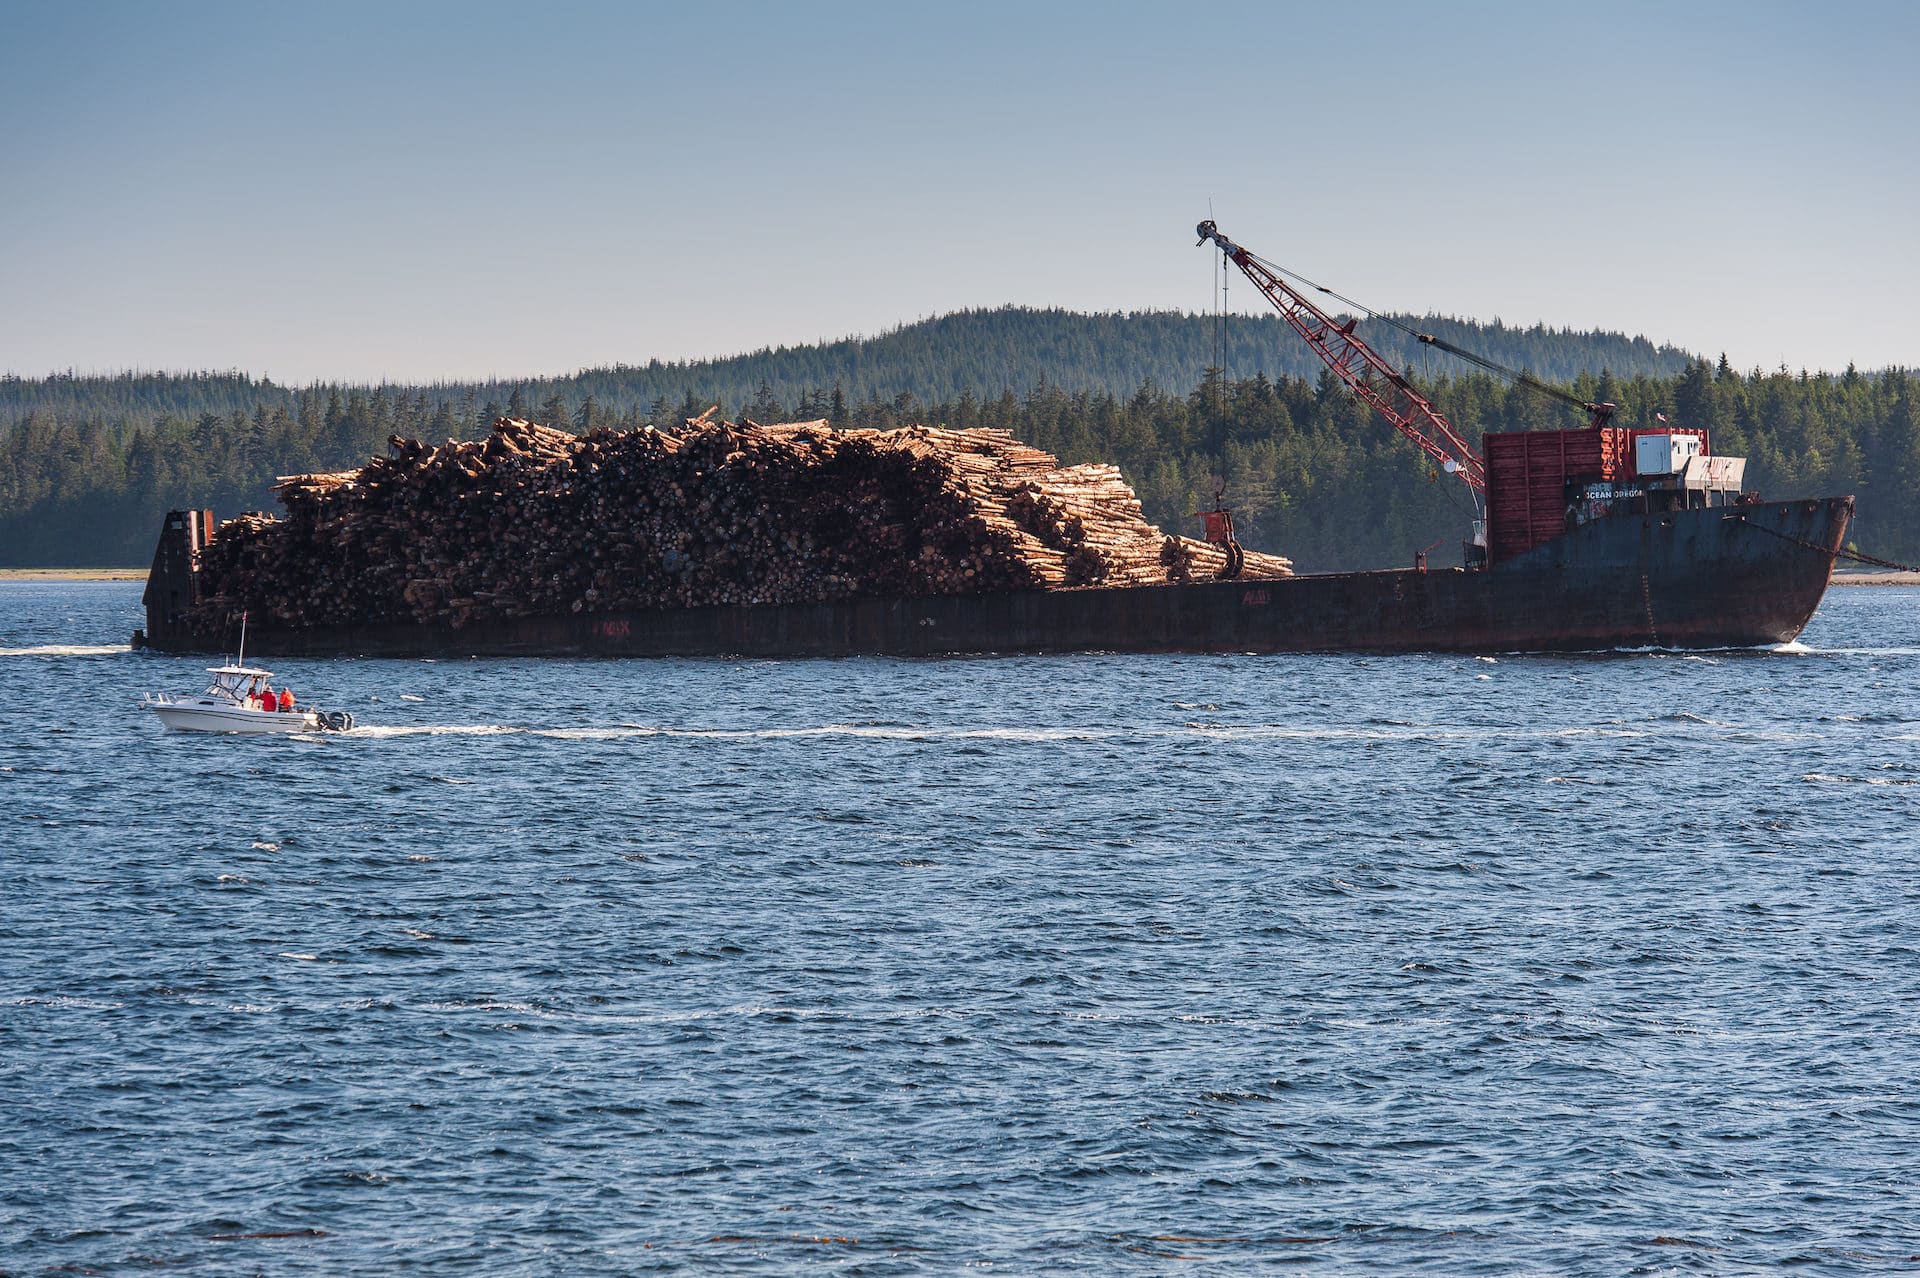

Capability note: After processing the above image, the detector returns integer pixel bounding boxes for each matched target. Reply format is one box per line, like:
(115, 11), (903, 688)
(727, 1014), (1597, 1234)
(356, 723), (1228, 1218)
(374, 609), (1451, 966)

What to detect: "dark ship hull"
(139, 496), (1853, 658)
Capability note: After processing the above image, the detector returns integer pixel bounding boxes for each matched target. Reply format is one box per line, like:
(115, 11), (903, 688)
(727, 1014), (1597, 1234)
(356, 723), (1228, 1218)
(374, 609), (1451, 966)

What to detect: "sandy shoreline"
(0, 568), (148, 582)
(1831, 570), (1920, 587)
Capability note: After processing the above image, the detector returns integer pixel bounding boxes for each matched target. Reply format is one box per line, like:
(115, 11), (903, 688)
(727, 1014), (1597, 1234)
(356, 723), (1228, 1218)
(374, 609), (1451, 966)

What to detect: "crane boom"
(1196, 220), (1487, 494)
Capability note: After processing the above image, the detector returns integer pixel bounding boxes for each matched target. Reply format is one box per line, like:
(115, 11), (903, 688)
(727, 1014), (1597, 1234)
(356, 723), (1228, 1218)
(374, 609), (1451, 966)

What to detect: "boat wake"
(332, 720), (1768, 745)
(347, 722), (1101, 742)
(0, 644), (127, 657)
(346, 724), (521, 739)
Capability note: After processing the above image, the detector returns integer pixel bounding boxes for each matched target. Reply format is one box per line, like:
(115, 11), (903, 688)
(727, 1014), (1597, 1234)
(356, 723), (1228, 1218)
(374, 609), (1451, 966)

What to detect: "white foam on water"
(1666, 712), (1736, 726)
(707, 724), (933, 741)
(14, 995), (123, 1010)
(534, 726), (665, 740)
(1174, 1013), (1264, 1026)
(1803, 646), (1920, 657)
(1803, 772), (1918, 787)
(321, 718), (1787, 748)
(419, 999), (552, 1016)
(1551, 727), (1650, 738)
(532, 724), (1101, 742)
(590, 1003), (849, 1026)
(347, 724), (521, 739)
(952, 726), (1099, 741)
(1185, 724), (1489, 741)
(0, 644), (127, 656)
(1608, 642), (1819, 657)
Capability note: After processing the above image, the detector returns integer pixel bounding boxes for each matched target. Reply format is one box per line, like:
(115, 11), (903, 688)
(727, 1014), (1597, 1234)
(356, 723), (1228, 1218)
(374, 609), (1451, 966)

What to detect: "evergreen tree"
(745, 381), (785, 425)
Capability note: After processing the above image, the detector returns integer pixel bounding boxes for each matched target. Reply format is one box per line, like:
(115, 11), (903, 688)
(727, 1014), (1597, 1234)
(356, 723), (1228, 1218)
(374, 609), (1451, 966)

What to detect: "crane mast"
(1196, 221), (1487, 495)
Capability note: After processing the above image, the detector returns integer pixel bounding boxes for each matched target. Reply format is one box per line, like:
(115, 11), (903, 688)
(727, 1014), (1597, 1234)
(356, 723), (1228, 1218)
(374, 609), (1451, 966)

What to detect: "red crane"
(1196, 220), (1488, 495)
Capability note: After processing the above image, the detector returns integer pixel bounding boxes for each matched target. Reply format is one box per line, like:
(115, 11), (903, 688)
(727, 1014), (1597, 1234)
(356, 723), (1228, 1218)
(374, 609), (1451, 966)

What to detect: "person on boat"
(259, 685), (279, 712)
(278, 688), (295, 713)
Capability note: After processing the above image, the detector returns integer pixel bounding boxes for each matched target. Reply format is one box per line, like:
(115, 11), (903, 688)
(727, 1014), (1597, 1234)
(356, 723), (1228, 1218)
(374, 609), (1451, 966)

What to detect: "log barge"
(135, 420), (1852, 659)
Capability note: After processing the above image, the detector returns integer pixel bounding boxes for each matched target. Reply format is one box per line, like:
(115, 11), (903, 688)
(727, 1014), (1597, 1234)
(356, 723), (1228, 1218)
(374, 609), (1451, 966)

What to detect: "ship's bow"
(1625, 494), (1852, 648)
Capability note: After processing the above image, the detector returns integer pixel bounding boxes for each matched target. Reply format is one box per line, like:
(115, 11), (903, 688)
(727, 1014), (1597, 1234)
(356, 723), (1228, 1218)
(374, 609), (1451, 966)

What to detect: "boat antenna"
(238, 610), (248, 667)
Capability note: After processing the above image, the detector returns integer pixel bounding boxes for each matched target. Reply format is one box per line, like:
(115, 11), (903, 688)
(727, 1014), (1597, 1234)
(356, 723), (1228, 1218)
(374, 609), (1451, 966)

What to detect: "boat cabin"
(1480, 425), (1749, 565)
(204, 664), (277, 706)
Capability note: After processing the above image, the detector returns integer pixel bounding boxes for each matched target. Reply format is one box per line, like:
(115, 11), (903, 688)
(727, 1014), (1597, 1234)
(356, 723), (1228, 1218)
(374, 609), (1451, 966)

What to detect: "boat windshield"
(205, 666), (273, 700)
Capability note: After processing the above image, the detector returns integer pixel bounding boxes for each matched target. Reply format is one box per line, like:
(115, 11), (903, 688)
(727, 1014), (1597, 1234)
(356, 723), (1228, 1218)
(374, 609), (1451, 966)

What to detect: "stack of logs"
(189, 415), (1292, 631)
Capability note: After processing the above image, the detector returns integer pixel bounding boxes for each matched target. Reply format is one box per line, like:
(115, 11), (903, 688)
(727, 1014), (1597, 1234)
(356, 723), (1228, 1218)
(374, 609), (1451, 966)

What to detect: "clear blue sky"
(2, 0), (1914, 383)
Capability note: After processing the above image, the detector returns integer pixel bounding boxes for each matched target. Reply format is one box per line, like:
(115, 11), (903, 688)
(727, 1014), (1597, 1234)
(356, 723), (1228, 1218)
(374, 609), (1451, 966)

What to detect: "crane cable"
(1238, 246), (1491, 526)
(1239, 250), (1422, 339)
(1238, 249), (1602, 417)
(1209, 221), (1230, 506)
(1214, 233), (1493, 546)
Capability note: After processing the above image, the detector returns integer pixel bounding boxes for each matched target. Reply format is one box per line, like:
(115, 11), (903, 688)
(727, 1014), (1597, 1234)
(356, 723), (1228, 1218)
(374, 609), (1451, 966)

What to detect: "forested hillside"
(1, 307), (1688, 425)
(1, 309), (1913, 571)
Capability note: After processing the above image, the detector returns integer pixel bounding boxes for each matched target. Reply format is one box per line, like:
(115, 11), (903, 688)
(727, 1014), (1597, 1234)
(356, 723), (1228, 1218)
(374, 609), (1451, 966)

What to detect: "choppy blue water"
(3, 582), (1919, 1275)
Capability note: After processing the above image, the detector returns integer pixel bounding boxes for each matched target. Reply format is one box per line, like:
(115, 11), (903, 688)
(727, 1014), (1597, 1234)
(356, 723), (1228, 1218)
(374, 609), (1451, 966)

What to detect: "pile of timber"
(188, 415), (1292, 631)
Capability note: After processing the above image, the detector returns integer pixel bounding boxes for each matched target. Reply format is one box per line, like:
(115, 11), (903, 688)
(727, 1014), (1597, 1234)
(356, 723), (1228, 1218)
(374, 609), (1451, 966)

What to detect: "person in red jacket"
(278, 688), (295, 713)
(259, 686), (280, 712)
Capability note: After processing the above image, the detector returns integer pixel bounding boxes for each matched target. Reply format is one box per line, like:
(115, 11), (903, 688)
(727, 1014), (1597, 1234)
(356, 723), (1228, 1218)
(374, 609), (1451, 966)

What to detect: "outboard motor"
(320, 710), (355, 732)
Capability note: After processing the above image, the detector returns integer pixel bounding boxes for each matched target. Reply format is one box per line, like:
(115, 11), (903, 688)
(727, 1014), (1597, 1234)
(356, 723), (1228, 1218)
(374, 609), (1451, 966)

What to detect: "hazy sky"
(3, 0), (1915, 383)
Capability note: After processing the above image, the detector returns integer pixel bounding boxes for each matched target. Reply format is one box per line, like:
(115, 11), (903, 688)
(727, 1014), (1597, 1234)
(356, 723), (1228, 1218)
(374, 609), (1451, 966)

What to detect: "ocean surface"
(3, 582), (1918, 1275)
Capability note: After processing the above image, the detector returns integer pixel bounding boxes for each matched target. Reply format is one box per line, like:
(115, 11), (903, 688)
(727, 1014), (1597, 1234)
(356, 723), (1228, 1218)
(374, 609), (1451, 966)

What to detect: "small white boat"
(143, 664), (352, 734)
(143, 614), (353, 734)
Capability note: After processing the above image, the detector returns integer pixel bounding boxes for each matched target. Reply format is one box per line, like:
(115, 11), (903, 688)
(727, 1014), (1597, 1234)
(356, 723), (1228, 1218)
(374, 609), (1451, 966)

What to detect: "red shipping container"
(1482, 427), (1633, 563)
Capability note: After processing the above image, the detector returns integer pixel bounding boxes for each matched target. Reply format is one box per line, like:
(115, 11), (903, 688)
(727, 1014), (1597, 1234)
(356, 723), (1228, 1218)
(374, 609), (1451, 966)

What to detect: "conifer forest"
(2, 308), (1912, 571)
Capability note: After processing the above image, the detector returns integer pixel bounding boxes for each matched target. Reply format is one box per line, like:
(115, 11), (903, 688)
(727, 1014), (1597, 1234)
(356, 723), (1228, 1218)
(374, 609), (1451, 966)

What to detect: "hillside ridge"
(0, 306), (1694, 422)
